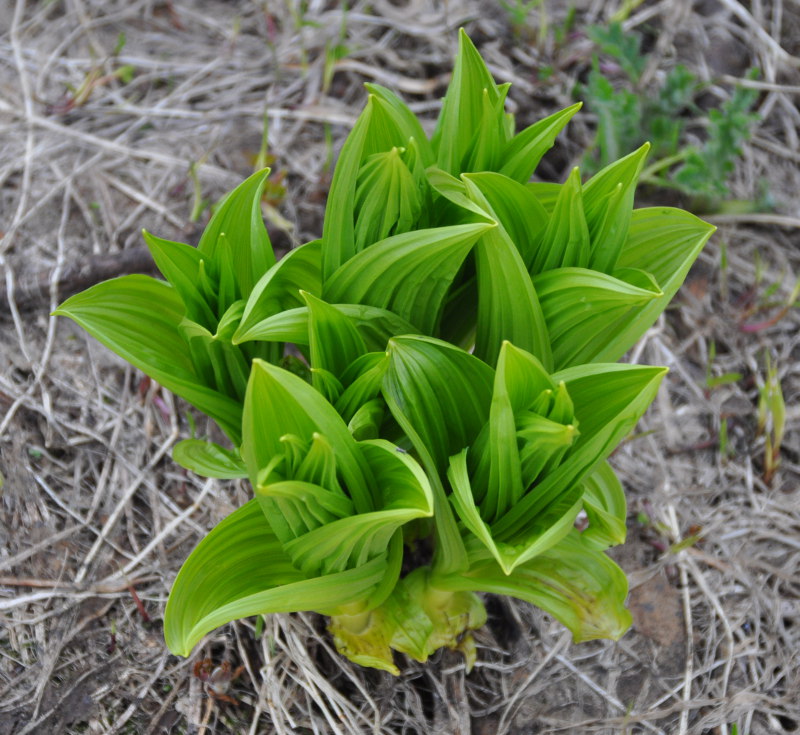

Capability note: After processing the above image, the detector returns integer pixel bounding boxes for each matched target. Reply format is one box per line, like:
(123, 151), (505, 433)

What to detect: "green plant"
(581, 22), (759, 203)
(55, 30), (714, 673)
(500, 0), (548, 44)
(757, 354), (786, 484)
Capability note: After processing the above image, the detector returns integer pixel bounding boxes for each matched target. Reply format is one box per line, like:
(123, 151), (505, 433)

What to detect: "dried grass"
(1, 1), (798, 733)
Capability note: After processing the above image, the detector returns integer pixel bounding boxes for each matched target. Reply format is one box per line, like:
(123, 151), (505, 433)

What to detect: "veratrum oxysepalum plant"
(55, 30), (715, 673)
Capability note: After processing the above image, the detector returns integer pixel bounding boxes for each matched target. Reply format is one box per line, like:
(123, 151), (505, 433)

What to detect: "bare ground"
(0, 1), (798, 733)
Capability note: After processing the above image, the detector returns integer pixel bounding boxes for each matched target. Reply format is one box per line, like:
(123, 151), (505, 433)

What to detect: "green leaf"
(302, 292), (367, 388)
(179, 317), (249, 402)
(322, 100), (375, 278)
(442, 529), (631, 641)
(363, 83), (435, 166)
(234, 239), (322, 344)
(324, 223), (492, 336)
(336, 353), (388, 423)
(493, 362), (667, 540)
(425, 166), (493, 222)
(532, 266), (662, 369)
(465, 341), (553, 522)
(323, 94), (428, 278)
(279, 440), (433, 576)
(479, 342), (524, 519)
(164, 499), (389, 657)
(172, 439), (247, 479)
(449, 449), (582, 574)
(583, 143), (649, 273)
(382, 336), (493, 472)
(142, 230), (216, 328)
(591, 207), (715, 362)
(461, 172), (549, 270)
(433, 29), (503, 174)
(461, 177), (552, 368)
(234, 302), (416, 352)
(464, 83), (511, 172)
(500, 103), (582, 182)
(242, 359), (373, 513)
(354, 147), (422, 251)
(382, 336), (494, 574)
(54, 275), (242, 441)
(348, 398), (384, 440)
(530, 167), (590, 273)
(527, 182), (562, 213)
(198, 168), (275, 296)
(581, 461), (626, 550)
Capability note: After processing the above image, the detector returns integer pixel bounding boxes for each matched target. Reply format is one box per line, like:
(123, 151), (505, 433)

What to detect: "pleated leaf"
(234, 239), (322, 344)
(354, 147), (422, 251)
(464, 83), (511, 172)
(581, 461), (627, 550)
(279, 439), (433, 576)
(53, 275), (242, 441)
(336, 353), (389, 424)
(382, 336), (494, 574)
(493, 363), (667, 541)
(382, 336), (493, 472)
(449, 449), (582, 575)
(323, 223), (492, 335)
(499, 103), (582, 182)
(242, 359), (373, 513)
(197, 168), (275, 296)
(164, 500), (389, 656)
(462, 172), (549, 270)
(583, 144), (650, 273)
(433, 29), (504, 174)
(173, 439), (247, 479)
(589, 207), (716, 362)
(442, 529), (631, 641)
(233, 303), (416, 353)
(142, 230), (217, 328)
(363, 83), (435, 166)
(530, 167), (591, 273)
(462, 177), (552, 368)
(323, 94), (426, 277)
(533, 267), (663, 370)
(303, 292), (367, 389)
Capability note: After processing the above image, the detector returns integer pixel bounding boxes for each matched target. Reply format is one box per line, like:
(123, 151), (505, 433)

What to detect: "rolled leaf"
(462, 177), (552, 368)
(530, 167), (591, 273)
(433, 29), (504, 174)
(583, 144), (650, 273)
(197, 168), (275, 296)
(500, 103), (582, 183)
(242, 359), (373, 513)
(493, 362), (667, 540)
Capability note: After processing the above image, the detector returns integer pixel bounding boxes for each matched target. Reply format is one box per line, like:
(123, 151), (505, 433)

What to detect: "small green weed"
(580, 22), (760, 205)
(757, 354), (785, 484)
